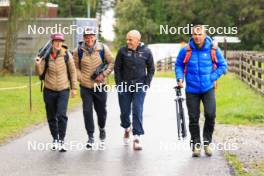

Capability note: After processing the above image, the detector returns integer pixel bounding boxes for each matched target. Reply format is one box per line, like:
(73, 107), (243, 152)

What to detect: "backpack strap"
(77, 46), (84, 70)
(183, 44), (192, 75)
(39, 55), (50, 92)
(211, 42), (218, 89)
(64, 50), (72, 90)
(99, 44), (105, 62)
(211, 42), (218, 70)
(77, 47), (84, 60)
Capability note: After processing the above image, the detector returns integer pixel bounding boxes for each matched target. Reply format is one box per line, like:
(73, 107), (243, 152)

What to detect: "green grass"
(0, 75), (34, 88)
(155, 71), (175, 78)
(111, 48), (118, 58)
(106, 74), (115, 85)
(216, 73), (264, 125)
(225, 153), (252, 176)
(0, 75), (81, 144)
(224, 152), (264, 176)
(250, 162), (264, 176)
(154, 71), (264, 125)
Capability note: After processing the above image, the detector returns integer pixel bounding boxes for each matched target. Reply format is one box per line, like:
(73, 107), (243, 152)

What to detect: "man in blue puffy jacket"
(175, 25), (227, 157)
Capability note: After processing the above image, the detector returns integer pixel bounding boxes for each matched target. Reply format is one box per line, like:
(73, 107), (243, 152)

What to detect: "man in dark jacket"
(114, 30), (155, 150)
(175, 25), (227, 157)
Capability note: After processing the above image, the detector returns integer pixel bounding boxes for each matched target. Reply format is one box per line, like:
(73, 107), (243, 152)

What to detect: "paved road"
(0, 78), (232, 176)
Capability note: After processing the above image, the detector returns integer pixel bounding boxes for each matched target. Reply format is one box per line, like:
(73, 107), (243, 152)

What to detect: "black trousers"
(43, 88), (69, 141)
(186, 88), (216, 146)
(80, 85), (107, 138)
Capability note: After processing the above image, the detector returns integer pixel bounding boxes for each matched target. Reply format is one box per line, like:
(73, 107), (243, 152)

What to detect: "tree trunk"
(2, 0), (18, 73)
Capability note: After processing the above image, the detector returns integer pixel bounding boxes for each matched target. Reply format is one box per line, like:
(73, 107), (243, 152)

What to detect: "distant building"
(0, 0), (9, 17)
(0, 0), (58, 18)
(148, 43), (183, 63)
(0, 18), (97, 73)
(0, 1), (101, 73)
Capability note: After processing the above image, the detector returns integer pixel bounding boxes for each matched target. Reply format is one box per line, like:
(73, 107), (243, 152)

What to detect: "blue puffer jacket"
(175, 36), (227, 94)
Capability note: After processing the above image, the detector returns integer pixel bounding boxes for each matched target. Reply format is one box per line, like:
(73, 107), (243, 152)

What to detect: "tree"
(96, 0), (116, 40)
(114, 0), (156, 46)
(50, 0), (96, 17)
(2, 0), (44, 74)
(50, 0), (115, 40)
(50, 0), (115, 18)
(113, 0), (264, 50)
(237, 0), (264, 50)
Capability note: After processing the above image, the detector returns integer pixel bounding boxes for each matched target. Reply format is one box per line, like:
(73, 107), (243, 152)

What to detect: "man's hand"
(95, 74), (105, 83)
(177, 79), (184, 88)
(35, 56), (42, 65)
(71, 89), (77, 98)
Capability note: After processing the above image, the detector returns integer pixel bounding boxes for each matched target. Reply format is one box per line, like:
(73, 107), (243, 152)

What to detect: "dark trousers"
(43, 88), (69, 141)
(80, 86), (107, 138)
(186, 88), (216, 146)
(118, 88), (146, 136)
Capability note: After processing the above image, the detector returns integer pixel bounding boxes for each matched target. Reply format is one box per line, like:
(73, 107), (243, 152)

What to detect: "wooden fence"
(156, 51), (264, 95)
(227, 51), (264, 95)
(156, 57), (175, 72)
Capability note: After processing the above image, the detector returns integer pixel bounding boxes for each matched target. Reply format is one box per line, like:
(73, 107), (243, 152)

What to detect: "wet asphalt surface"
(0, 78), (232, 176)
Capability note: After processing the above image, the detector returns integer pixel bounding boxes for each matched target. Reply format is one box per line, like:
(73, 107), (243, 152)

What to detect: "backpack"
(183, 43), (218, 88)
(39, 47), (71, 91)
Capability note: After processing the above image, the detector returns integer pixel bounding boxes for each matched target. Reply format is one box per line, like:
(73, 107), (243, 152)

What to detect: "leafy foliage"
(114, 0), (264, 50)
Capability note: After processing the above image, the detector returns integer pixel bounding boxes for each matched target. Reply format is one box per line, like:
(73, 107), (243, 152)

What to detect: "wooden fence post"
(252, 55), (256, 88)
(257, 58), (262, 91)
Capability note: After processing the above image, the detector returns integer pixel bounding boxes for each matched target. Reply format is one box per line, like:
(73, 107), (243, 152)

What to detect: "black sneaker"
(86, 137), (95, 149)
(99, 128), (106, 142)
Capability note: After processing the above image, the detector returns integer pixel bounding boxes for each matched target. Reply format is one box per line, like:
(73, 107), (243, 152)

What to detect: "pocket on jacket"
(210, 73), (218, 82)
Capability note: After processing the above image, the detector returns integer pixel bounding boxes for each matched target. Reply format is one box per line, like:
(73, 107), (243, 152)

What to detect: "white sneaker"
(133, 135), (142, 150)
(204, 145), (213, 157)
(58, 141), (67, 152)
(99, 140), (106, 150)
(123, 128), (131, 145)
(51, 140), (58, 151)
